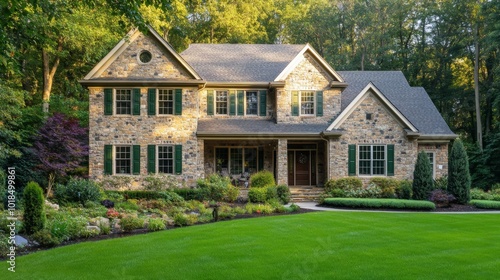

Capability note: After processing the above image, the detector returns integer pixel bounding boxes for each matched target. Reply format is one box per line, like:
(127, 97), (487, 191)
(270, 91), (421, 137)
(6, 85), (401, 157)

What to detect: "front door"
(288, 150), (316, 186)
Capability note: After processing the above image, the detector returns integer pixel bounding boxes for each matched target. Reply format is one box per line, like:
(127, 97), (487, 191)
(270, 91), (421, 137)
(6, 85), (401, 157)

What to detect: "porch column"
(277, 139), (288, 185)
(197, 139), (205, 178)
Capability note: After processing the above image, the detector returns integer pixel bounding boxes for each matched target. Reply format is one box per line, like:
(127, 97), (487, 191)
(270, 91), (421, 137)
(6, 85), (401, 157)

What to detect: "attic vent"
(139, 50), (152, 64)
(366, 113), (372, 120)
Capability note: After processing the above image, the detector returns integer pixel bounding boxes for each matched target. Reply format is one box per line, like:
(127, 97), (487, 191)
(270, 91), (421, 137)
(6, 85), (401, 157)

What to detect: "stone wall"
(277, 139), (288, 185)
(99, 33), (193, 80)
(328, 91), (418, 183)
(418, 143), (449, 178)
(88, 87), (201, 188)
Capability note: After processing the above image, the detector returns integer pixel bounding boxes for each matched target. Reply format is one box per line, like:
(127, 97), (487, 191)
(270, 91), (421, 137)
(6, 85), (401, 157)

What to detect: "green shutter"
(174, 89), (182, 115)
(133, 88), (141, 115)
(259, 90), (267, 116)
(387, 144), (395, 176)
(207, 90), (214, 115)
(237, 90), (244, 116)
(258, 148), (264, 171)
(291, 91), (299, 116)
(147, 88), (156, 116)
(104, 88), (113, 115)
(133, 145), (141, 175)
(147, 145), (156, 174)
(316, 91), (323, 116)
(229, 90), (236, 115)
(104, 145), (113, 175)
(348, 145), (356, 176)
(175, 145), (182, 174)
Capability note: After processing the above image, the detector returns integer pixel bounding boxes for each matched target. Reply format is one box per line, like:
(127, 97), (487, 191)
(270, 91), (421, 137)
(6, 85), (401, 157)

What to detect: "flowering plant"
(106, 208), (120, 218)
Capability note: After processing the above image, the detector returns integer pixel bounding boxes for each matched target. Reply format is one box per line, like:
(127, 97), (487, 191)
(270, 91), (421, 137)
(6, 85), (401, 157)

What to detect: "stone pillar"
(197, 139), (205, 178)
(277, 139), (288, 185)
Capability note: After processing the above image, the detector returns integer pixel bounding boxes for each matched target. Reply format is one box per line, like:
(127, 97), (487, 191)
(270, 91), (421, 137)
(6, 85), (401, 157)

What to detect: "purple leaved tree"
(33, 113), (88, 196)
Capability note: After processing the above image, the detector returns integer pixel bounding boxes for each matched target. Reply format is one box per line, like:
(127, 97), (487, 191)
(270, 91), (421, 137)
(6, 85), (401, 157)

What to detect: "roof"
(197, 119), (330, 137)
(181, 44), (305, 82)
(337, 71), (455, 136)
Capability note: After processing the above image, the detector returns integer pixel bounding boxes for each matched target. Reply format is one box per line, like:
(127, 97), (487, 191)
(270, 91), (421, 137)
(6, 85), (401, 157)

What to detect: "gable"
(84, 28), (200, 81)
(284, 52), (335, 90)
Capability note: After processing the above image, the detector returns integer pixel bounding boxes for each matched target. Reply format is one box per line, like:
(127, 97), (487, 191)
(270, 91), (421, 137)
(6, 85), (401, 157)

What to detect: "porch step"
(290, 187), (325, 202)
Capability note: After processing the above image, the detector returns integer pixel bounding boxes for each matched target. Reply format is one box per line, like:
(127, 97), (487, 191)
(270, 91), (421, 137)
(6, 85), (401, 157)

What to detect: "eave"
(79, 79), (206, 88)
(203, 81), (286, 89)
(417, 134), (458, 143)
(196, 132), (322, 140)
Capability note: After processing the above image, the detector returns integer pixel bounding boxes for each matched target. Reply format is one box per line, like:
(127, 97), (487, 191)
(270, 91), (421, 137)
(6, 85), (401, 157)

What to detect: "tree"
(412, 151), (434, 200)
(23, 181), (46, 235)
(33, 113), (88, 196)
(448, 139), (471, 204)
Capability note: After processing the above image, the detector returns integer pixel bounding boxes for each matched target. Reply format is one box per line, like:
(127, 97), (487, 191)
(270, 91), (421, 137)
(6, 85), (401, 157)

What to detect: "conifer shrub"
(23, 181), (46, 235)
(249, 170), (275, 188)
(412, 151), (434, 200)
(448, 139), (471, 204)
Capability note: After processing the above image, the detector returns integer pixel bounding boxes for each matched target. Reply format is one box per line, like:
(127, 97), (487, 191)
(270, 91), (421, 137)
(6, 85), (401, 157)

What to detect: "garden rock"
(86, 225), (101, 233)
(15, 235), (29, 247)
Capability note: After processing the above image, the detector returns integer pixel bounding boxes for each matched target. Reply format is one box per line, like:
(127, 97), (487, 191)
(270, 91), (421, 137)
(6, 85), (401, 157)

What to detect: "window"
(300, 91), (315, 115)
(158, 146), (174, 174)
(139, 50), (152, 63)
(158, 89), (174, 115)
(359, 145), (386, 175)
(215, 147), (258, 175)
(116, 89), (132, 115)
(246, 91), (258, 115)
(115, 146), (131, 174)
(426, 152), (435, 178)
(216, 91), (228, 115)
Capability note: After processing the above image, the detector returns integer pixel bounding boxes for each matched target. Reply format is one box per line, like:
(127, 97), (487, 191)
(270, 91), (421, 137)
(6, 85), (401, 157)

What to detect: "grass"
(4, 212), (500, 279)
(322, 198), (436, 210)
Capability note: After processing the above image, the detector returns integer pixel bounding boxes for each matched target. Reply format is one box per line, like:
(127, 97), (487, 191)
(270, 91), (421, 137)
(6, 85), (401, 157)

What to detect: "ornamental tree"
(448, 139), (471, 204)
(23, 181), (46, 235)
(412, 151), (434, 200)
(33, 113), (88, 196)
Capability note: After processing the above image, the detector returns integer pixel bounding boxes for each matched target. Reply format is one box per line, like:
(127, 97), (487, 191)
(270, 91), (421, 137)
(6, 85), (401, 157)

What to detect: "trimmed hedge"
(105, 190), (184, 202)
(322, 198), (436, 210)
(470, 200), (500, 209)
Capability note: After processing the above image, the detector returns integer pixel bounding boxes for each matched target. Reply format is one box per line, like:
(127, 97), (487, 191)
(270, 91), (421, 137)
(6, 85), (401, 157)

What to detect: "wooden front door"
(288, 150), (316, 186)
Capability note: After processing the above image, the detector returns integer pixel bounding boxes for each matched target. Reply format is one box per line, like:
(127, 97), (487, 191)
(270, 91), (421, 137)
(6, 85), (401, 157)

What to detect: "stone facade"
(418, 144), (449, 178)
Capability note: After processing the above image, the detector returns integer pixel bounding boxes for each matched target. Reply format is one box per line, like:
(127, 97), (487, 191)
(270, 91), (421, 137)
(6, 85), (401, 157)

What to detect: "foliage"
(144, 174), (181, 191)
(448, 139), (471, 204)
(245, 203), (274, 215)
(322, 198), (436, 210)
(54, 178), (102, 206)
(367, 177), (398, 198)
(173, 188), (203, 201)
(248, 188), (267, 203)
(276, 185), (291, 204)
(100, 176), (133, 191)
(396, 180), (413, 200)
(31, 229), (61, 248)
(22, 181), (46, 235)
(196, 174), (235, 202)
(470, 188), (500, 201)
(412, 151), (434, 200)
(224, 185), (240, 203)
(173, 213), (198, 227)
(115, 201), (140, 212)
(105, 190), (184, 203)
(429, 190), (455, 207)
(119, 216), (145, 232)
(470, 200), (500, 210)
(33, 113), (88, 195)
(286, 203), (301, 213)
(433, 176), (448, 190)
(249, 170), (275, 188)
(147, 218), (166, 232)
(45, 211), (88, 242)
(324, 177), (363, 193)
(101, 199), (114, 208)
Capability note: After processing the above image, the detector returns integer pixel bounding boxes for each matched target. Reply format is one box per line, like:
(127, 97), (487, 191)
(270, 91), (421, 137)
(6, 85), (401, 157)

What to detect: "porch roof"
(197, 119), (331, 138)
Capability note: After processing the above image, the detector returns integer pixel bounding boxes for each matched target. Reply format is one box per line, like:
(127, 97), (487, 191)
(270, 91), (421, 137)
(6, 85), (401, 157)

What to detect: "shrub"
(286, 203), (301, 213)
(32, 229), (60, 247)
(54, 178), (102, 205)
(119, 216), (145, 232)
(0, 233), (9, 256)
(266, 186), (278, 200)
(173, 188), (203, 201)
(343, 183), (382, 198)
(434, 176), (448, 190)
(396, 180), (413, 200)
(249, 170), (275, 188)
(277, 185), (291, 204)
(470, 188), (493, 200)
(470, 200), (500, 209)
(325, 177), (363, 192)
(158, 191), (185, 203)
(248, 188), (267, 203)
(144, 174), (181, 191)
(197, 174), (233, 201)
(100, 175), (132, 190)
(368, 177), (398, 198)
(448, 139), (471, 204)
(23, 181), (46, 235)
(322, 198), (436, 210)
(429, 189), (455, 207)
(45, 211), (88, 241)
(147, 218), (166, 232)
(173, 213), (197, 226)
(224, 185), (240, 202)
(412, 151), (434, 200)
(101, 199), (115, 208)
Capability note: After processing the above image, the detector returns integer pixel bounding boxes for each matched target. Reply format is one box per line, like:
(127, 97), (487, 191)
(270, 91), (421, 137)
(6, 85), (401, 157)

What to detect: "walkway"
(292, 202), (500, 214)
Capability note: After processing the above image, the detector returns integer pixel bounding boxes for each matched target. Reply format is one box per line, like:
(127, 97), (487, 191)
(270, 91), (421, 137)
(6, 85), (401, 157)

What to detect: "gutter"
(78, 79), (206, 87)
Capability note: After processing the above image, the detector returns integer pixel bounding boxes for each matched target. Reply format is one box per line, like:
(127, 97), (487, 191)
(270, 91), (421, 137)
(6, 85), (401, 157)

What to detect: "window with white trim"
(115, 89), (132, 115)
(216, 91), (228, 115)
(158, 89), (174, 115)
(158, 145), (174, 174)
(115, 146), (131, 174)
(359, 145), (386, 175)
(300, 91), (315, 115)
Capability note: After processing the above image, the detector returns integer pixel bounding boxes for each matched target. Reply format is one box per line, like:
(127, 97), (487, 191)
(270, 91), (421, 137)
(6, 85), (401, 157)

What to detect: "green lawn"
(4, 212), (500, 279)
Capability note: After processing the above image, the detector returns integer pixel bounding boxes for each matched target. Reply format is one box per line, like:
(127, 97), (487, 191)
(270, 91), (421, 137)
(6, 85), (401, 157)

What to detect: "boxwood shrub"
(248, 187), (267, 203)
(322, 198), (436, 210)
(249, 171), (275, 188)
(470, 200), (500, 209)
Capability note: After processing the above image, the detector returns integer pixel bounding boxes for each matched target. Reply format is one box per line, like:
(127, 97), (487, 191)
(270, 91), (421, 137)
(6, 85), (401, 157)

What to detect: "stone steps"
(290, 187), (324, 202)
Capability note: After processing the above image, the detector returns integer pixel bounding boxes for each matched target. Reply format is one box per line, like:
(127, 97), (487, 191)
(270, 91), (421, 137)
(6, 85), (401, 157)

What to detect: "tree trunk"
(41, 39), (62, 114)
(47, 172), (56, 198)
(474, 12), (482, 150)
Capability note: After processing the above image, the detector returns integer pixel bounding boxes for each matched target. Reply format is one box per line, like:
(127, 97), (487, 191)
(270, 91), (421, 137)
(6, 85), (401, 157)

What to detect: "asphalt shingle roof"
(197, 119), (329, 135)
(181, 44), (305, 82)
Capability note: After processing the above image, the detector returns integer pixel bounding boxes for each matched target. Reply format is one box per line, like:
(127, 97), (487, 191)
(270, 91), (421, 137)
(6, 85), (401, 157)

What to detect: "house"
(80, 26), (456, 189)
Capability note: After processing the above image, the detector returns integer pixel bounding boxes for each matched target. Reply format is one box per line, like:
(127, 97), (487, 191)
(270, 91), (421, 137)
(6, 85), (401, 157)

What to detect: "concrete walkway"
(291, 202), (500, 214)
